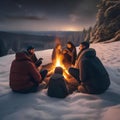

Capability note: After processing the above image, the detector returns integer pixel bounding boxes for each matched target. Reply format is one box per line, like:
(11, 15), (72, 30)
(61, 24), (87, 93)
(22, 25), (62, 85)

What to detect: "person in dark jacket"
(47, 67), (69, 98)
(69, 42), (110, 94)
(27, 46), (43, 67)
(9, 52), (47, 93)
(65, 41), (77, 65)
(62, 49), (72, 69)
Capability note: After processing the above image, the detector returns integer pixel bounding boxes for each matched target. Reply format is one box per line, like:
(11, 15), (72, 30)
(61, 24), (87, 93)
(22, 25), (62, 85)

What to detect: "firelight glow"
(55, 57), (70, 80)
(63, 26), (81, 31)
(56, 57), (61, 67)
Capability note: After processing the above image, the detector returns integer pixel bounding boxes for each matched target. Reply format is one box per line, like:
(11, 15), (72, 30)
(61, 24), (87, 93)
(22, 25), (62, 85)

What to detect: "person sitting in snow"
(65, 41), (77, 65)
(47, 67), (69, 98)
(9, 51), (48, 93)
(27, 46), (43, 67)
(69, 41), (110, 94)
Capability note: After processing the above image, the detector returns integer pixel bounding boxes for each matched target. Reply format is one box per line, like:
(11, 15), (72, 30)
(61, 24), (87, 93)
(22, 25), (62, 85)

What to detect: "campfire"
(54, 56), (70, 80)
(46, 55), (71, 81)
(43, 54), (79, 93)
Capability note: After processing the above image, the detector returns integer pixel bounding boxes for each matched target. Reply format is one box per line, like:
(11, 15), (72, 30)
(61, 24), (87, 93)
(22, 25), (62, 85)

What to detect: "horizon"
(0, 30), (83, 33)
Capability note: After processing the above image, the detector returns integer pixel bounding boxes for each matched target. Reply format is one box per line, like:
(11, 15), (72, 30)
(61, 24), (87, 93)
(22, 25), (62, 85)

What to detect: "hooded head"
(15, 51), (31, 61)
(81, 48), (96, 59)
(54, 67), (63, 75)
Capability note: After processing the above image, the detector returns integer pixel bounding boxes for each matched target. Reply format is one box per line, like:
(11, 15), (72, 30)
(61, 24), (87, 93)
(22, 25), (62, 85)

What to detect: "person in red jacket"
(9, 51), (47, 93)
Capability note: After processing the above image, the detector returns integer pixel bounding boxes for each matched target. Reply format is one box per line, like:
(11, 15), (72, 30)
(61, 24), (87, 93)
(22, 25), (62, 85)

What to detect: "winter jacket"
(47, 73), (68, 98)
(78, 48), (110, 94)
(27, 52), (38, 64)
(9, 52), (42, 91)
(66, 47), (77, 65)
(71, 47), (77, 65)
(62, 52), (72, 68)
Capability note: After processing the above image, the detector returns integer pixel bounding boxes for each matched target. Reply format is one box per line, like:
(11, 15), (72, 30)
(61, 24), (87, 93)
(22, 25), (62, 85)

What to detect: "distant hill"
(0, 31), (55, 57)
(0, 31), (83, 57)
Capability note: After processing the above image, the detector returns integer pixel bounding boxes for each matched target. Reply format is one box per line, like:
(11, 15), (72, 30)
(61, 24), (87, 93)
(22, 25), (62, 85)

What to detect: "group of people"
(52, 41), (77, 68)
(9, 41), (110, 98)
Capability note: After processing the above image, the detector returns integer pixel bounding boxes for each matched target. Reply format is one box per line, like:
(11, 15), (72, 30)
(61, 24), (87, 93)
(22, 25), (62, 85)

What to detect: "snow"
(0, 41), (120, 120)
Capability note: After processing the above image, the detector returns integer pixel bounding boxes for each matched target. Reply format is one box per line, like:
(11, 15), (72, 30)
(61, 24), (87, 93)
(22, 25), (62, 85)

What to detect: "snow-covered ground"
(0, 41), (120, 120)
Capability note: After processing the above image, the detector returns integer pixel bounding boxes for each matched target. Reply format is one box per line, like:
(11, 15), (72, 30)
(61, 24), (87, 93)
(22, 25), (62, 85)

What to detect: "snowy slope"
(0, 41), (120, 120)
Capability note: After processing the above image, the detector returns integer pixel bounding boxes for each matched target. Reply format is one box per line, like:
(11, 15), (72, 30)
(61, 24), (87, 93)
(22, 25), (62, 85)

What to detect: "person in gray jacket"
(47, 67), (69, 98)
(69, 42), (110, 94)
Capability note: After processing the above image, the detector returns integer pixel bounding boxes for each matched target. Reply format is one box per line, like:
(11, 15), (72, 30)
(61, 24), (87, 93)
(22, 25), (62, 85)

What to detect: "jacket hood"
(15, 52), (32, 61)
(51, 73), (64, 79)
(75, 48), (96, 69)
(81, 48), (96, 58)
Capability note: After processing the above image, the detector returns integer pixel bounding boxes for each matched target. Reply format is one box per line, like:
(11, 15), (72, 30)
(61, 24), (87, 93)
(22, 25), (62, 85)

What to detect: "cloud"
(6, 15), (48, 21)
(69, 14), (96, 25)
(71, 0), (99, 17)
(0, 0), (100, 31)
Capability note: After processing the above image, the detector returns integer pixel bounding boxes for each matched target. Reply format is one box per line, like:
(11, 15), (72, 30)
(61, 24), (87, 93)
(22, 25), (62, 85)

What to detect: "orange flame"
(56, 57), (61, 67)
(54, 56), (69, 80)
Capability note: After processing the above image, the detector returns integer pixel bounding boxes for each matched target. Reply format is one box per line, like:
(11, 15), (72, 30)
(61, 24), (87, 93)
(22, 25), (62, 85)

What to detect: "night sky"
(0, 0), (100, 31)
